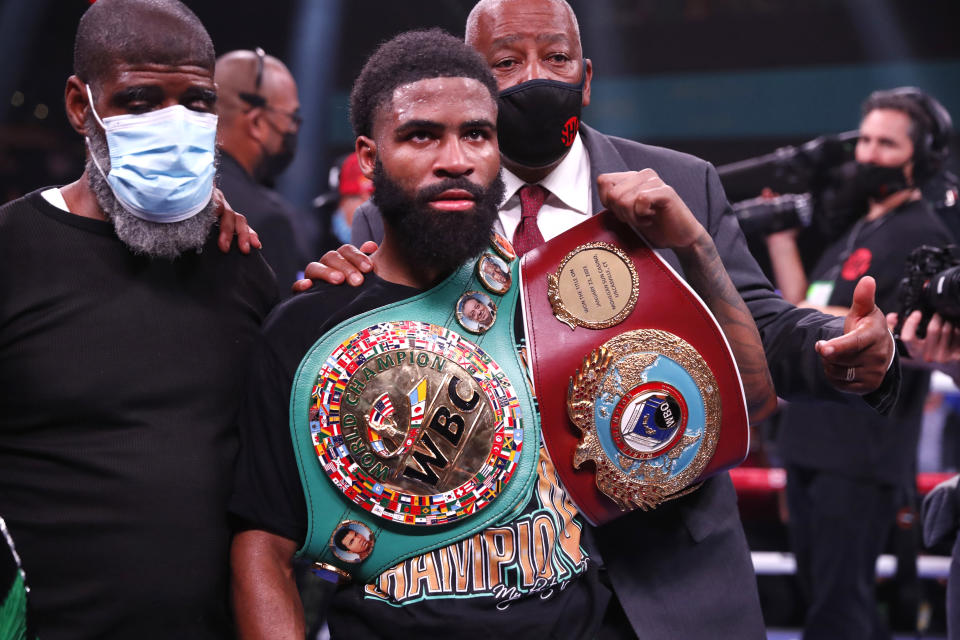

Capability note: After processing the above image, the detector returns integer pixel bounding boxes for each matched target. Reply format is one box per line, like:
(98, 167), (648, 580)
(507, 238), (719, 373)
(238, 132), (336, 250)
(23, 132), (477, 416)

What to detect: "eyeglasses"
(238, 47), (304, 126)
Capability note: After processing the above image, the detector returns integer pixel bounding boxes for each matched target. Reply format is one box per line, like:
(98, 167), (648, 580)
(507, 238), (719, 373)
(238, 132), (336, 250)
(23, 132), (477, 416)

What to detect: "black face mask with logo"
(496, 72), (586, 169)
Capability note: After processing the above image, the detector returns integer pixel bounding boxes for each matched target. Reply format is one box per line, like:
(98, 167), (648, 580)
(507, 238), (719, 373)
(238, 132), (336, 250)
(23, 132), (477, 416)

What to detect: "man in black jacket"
(304, 0), (899, 636)
(216, 48), (305, 288)
(767, 88), (953, 640)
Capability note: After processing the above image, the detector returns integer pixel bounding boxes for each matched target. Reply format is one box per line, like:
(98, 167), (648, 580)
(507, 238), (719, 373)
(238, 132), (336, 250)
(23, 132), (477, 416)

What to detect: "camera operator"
(767, 88), (954, 640)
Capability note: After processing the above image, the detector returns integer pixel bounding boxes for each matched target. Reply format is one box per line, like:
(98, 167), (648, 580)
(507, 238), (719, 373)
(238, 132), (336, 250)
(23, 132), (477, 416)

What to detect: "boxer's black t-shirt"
(230, 275), (609, 639)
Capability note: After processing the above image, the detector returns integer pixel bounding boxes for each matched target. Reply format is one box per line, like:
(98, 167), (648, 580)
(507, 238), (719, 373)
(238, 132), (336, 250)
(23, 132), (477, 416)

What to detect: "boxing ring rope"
(732, 467), (955, 579)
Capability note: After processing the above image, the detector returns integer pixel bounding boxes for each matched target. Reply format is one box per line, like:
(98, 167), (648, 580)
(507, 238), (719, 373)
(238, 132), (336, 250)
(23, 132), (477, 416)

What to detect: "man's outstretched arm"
(699, 163), (896, 407)
(674, 231), (779, 421)
(231, 529), (304, 640)
(300, 167), (896, 409)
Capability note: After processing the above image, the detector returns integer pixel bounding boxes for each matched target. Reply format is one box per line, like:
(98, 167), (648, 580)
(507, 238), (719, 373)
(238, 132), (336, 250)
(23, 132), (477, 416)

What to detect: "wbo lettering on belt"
(521, 211), (749, 526)
(289, 237), (539, 584)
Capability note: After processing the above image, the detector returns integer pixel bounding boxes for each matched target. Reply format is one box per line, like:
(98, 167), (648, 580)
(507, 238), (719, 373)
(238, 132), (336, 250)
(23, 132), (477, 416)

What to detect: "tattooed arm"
(597, 169), (777, 422)
(674, 231), (778, 421)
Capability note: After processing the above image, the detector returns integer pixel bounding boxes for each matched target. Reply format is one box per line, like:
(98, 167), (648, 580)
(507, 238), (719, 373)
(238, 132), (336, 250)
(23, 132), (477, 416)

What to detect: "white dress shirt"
(497, 132), (592, 242)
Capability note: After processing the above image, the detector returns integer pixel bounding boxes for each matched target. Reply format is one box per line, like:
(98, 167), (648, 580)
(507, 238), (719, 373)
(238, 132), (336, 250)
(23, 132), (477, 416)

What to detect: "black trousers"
(786, 466), (899, 640)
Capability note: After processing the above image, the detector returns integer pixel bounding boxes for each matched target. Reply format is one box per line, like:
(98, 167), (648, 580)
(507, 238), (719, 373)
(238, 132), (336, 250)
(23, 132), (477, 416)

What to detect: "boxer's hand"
(597, 169), (705, 250)
(889, 310), (960, 365)
(213, 188), (261, 254)
(292, 241), (378, 292)
(815, 276), (892, 393)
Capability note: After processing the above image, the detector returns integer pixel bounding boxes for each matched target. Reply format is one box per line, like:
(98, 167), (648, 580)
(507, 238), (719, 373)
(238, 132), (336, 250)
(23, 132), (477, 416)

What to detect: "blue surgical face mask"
(85, 84), (218, 223)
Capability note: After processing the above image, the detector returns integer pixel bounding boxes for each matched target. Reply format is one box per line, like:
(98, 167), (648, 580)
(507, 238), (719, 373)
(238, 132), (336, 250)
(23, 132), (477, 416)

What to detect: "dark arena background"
(2, 1), (959, 638)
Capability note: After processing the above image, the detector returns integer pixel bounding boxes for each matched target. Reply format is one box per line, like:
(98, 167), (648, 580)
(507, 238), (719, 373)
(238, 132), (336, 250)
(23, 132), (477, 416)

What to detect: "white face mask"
(85, 84), (218, 223)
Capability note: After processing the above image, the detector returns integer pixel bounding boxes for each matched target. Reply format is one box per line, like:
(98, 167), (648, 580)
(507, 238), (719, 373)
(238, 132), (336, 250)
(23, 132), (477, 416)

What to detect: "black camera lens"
(922, 265), (960, 320)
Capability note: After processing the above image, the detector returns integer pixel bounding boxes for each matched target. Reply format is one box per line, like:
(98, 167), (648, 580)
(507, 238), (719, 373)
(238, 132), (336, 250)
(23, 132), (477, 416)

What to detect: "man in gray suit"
(302, 0), (898, 636)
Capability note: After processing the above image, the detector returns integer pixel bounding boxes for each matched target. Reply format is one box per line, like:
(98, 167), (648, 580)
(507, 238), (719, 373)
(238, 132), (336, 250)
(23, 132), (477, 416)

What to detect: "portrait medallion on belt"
(548, 242), (639, 330)
(476, 251), (512, 296)
(455, 291), (497, 335)
(309, 321), (523, 526)
(490, 231), (517, 262)
(567, 329), (720, 511)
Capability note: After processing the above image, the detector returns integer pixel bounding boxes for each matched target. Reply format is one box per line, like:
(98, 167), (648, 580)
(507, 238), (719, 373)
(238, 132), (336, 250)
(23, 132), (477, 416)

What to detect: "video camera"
(718, 131), (861, 237)
(731, 193), (813, 236)
(895, 245), (960, 339)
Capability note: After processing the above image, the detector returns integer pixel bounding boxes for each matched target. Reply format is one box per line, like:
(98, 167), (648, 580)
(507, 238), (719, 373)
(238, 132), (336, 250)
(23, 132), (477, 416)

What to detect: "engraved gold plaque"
(548, 242), (639, 330)
(566, 329), (720, 511)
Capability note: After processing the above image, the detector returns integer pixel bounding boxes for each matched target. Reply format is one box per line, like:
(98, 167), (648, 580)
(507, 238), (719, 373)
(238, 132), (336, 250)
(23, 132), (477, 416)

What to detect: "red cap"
(339, 153), (374, 197)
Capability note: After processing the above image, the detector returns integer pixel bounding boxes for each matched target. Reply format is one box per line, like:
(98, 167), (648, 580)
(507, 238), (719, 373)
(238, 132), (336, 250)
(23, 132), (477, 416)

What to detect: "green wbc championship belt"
(289, 238), (539, 584)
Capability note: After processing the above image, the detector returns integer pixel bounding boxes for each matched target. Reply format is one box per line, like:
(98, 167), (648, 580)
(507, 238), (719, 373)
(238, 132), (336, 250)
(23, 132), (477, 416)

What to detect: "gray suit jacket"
(351, 123), (899, 638)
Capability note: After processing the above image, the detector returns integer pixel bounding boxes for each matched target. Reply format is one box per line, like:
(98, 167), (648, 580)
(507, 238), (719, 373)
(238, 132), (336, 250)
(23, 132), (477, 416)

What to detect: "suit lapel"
(579, 124), (681, 273)
(579, 123), (630, 215)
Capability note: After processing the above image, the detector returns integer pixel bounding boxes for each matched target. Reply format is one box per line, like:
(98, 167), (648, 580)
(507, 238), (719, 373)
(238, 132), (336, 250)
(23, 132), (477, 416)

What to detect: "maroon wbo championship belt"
(520, 211), (749, 526)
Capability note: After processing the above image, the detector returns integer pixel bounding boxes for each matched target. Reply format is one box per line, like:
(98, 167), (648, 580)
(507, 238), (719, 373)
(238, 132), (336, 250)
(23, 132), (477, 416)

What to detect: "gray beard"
(85, 115), (217, 260)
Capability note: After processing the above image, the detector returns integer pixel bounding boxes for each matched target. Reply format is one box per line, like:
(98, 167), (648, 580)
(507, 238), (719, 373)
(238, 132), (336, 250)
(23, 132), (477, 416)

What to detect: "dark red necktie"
(513, 184), (548, 257)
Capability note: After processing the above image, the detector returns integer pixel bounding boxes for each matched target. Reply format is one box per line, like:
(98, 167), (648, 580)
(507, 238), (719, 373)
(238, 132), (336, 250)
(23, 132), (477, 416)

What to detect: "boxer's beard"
(374, 161), (504, 277)
(85, 113), (217, 260)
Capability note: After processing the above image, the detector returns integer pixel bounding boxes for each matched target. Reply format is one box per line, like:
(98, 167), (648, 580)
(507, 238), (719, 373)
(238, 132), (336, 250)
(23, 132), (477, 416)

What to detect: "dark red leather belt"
(520, 211), (749, 526)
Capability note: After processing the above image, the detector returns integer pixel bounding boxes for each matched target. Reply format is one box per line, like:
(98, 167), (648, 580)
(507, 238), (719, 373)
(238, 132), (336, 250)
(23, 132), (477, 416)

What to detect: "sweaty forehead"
(379, 77), (495, 128)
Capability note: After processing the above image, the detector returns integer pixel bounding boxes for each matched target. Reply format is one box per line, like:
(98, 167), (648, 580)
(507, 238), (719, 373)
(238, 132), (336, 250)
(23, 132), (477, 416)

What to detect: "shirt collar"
(500, 132), (592, 214)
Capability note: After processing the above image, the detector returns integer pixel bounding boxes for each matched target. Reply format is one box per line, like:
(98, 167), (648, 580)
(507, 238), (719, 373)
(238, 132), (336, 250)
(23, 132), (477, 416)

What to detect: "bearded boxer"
(297, 1), (901, 637)
(229, 27), (772, 639)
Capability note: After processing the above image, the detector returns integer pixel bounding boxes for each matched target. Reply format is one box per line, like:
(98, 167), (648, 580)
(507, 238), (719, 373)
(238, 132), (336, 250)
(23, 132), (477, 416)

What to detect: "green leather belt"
(289, 246), (539, 584)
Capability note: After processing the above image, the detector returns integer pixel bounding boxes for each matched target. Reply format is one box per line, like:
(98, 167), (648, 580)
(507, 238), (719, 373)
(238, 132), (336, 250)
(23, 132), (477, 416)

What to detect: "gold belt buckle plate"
(309, 321), (524, 526)
(567, 330), (721, 511)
